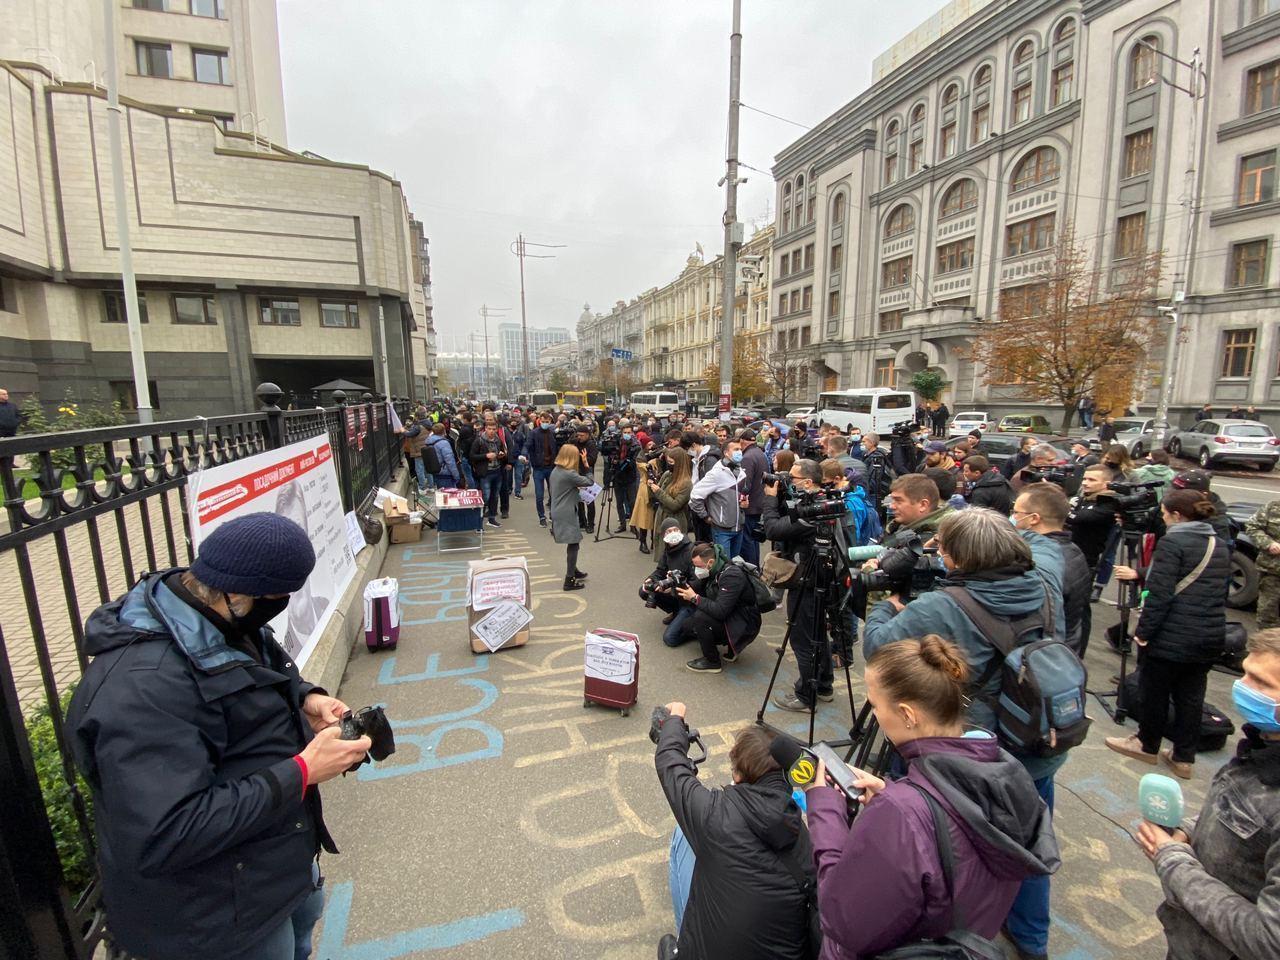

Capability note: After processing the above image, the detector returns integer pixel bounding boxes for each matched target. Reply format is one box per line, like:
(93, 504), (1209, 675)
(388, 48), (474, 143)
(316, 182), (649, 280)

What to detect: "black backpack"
(420, 438), (442, 475)
(941, 587), (1091, 757)
(731, 557), (778, 614)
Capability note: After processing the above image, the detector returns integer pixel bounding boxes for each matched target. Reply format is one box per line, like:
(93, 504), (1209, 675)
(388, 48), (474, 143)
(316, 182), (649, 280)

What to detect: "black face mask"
(231, 595), (291, 634)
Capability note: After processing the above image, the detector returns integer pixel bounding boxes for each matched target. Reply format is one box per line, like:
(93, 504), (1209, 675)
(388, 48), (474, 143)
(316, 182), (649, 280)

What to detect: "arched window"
(886, 119), (900, 138)
(940, 84), (960, 158)
(883, 120), (901, 184)
(885, 204), (915, 238)
(1055, 18), (1076, 42)
(942, 84), (959, 106)
(972, 65), (993, 142)
(782, 181), (792, 232)
(910, 103), (925, 124)
(794, 174), (806, 226)
(832, 192), (847, 225)
(975, 64), (992, 86)
(1012, 41), (1035, 124)
(1051, 20), (1076, 107)
(1014, 40), (1034, 65)
(1011, 146), (1060, 193)
(1130, 36), (1159, 92)
(940, 179), (979, 218)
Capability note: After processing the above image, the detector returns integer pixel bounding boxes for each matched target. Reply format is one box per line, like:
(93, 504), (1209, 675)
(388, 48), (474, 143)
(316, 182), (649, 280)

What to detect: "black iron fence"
(0, 383), (410, 960)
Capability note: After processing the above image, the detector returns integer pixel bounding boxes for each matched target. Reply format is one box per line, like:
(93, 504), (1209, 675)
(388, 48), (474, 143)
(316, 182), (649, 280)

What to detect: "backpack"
(844, 487), (882, 546)
(1121, 671), (1236, 752)
(420, 437), (442, 475)
(732, 557), (778, 613)
(941, 587), (1091, 757)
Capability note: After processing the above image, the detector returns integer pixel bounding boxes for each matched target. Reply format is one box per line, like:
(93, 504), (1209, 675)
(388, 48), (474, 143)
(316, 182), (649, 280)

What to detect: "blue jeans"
(532, 466), (554, 520)
(711, 526), (743, 561)
(1004, 775), (1054, 953)
(412, 455), (428, 490)
(669, 825), (695, 933)
(460, 458), (476, 488)
(740, 514), (761, 568)
(663, 605), (694, 647)
(239, 865), (324, 960)
(479, 472), (501, 520)
(1095, 525), (1122, 588)
(513, 459), (526, 493)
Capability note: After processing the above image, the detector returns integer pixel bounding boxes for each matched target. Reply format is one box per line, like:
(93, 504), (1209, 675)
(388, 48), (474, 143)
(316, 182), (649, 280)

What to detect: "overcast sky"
(277, 0), (951, 349)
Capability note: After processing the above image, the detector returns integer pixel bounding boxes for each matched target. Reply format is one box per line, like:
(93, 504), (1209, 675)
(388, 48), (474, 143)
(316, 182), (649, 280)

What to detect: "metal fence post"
(331, 391), (355, 512)
(256, 383), (285, 450)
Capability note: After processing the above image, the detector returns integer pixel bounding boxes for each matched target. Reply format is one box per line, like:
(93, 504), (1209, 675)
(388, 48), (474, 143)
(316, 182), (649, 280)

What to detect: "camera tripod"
(1089, 526), (1147, 724)
(593, 474), (637, 543)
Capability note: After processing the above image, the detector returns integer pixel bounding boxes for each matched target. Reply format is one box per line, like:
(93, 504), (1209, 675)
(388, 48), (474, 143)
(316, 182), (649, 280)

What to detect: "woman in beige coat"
(629, 441), (662, 554)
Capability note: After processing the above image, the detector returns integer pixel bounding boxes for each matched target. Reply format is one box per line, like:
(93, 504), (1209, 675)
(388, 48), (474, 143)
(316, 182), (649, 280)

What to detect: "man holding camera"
(963, 455), (1013, 514)
(1011, 443), (1063, 494)
(642, 518), (698, 646)
(690, 438), (747, 561)
(676, 542), (761, 673)
(1068, 465), (1122, 593)
(67, 514), (371, 960)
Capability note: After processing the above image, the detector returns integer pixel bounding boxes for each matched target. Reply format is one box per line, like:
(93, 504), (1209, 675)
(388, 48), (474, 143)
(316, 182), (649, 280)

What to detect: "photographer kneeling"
(655, 704), (815, 960)
(804, 635), (1059, 958)
(641, 518), (698, 647)
(678, 542), (761, 674)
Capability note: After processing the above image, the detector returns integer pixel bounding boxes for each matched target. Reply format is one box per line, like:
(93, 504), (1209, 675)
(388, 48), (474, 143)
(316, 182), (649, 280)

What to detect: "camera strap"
(1174, 536), (1216, 596)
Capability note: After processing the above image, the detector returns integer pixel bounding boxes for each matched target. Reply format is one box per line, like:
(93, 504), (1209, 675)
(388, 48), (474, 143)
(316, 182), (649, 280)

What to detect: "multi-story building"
(770, 0), (1280, 420)
(495, 322), (571, 389)
(409, 221), (437, 401)
(433, 352), (502, 399)
(577, 299), (644, 388)
(536, 340), (580, 389)
(0, 0), (431, 417)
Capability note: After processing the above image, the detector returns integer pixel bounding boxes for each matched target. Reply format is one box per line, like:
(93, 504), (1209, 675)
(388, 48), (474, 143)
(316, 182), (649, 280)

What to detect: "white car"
(948, 411), (990, 437)
(787, 406), (816, 422)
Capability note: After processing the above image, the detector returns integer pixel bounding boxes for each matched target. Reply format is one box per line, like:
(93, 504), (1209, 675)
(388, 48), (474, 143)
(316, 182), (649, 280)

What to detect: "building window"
(778, 293), (788, 316)
(972, 64), (992, 143)
(801, 326), (812, 346)
(908, 137), (924, 174)
(782, 182), (792, 233)
(1012, 82), (1033, 124)
(874, 358), (895, 387)
(1114, 212), (1147, 259)
(132, 0), (165, 9)
(1122, 129), (1153, 178)
(780, 252), (789, 276)
(972, 104), (990, 143)
(829, 243), (843, 270)
(790, 290), (801, 313)
(794, 174), (806, 227)
(193, 48), (230, 85)
(940, 178), (979, 218)
(210, 113), (235, 131)
(258, 297), (301, 326)
(879, 310), (905, 333)
(1247, 0), (1280, 24)
(806, 188), (815, 224)
(135, 42), (172, 79)
(173, 294), (215, 325)
(191, 0), (226, 17)
(110, 379), (160, 411)
(320, 301), (360, 328)
(832, 192), (847, 225)
(1238, 150), (1277, 205)
(1130, 37), (1160, 92)
(884, 120), (900, 184)
(801, 286), (813, 311)
(881, 255), (913, 288)
(940, 121), (957, 158)
(884, 153), (899, 184)
(1230, 239), (1269, 288)
(885, 204), (915, 238)
(788, 328), (799, 350)
(936, 237), (975, 275)
(1245, 60), (1280, 115)
(1221, 329), (1257, 379)
(1005, 213), (1056, 257)
(827, 290), (841, 317)
(1051, 61), (1074, 107)
(942, 84), (959, 107)
(776, 331), (786, 351)
(803, 243), (814, 270)
(1011, 146), (1060, 193)
(999, 283), (1047, 321)
(102, 292), (149, 324)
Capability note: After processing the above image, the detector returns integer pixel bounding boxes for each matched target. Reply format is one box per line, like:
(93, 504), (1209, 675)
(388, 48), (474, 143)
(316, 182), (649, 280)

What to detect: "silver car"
(1166, 419), (1280, 471)
(1082, 417), (1163, 457)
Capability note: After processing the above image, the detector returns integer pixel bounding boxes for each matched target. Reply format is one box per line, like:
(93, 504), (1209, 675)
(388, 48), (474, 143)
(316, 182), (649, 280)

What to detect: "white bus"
(517, 390), (560, 410)
(628, 390), (681, 417)
(815, 388), (917, 434)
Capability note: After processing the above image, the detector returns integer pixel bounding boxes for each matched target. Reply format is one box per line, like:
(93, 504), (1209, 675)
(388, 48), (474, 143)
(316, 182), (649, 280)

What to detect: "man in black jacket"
(67, 514), (371, 960)
(524, 413), (561, 526)
(642, 519), (698, 646)
(610, 420), (640, 531)
(1016, 484), (1092, 655)
(676, 542), (761, 673)
(1068, 465), (1121, 577)
(738, 429), (768, 568)
(0, 387), (23, 437)
(456, 412), (477, 487)
(470, 418), (508, 527)
(571, 424), (599, 531)
(963, 455), (1013, 514)
(655, 706), (815, 960)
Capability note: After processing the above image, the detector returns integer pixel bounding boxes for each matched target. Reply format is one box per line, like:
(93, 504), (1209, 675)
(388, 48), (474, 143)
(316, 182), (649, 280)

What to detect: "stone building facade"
(769, 0), (1280, 422)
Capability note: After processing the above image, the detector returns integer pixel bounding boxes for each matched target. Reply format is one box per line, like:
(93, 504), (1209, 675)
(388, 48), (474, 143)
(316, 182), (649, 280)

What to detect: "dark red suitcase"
(583, 629), (639, 717)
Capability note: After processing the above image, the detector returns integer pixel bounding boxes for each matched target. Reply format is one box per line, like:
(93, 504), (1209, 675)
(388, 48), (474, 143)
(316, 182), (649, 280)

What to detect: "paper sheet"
(473, 600), (533, 653)
(584, 630), (638, 684)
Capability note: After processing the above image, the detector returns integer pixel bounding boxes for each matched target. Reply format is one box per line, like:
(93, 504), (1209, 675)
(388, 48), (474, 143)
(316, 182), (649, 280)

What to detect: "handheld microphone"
(769, 734), (866, 800)
(1138, 773), (1184, 829)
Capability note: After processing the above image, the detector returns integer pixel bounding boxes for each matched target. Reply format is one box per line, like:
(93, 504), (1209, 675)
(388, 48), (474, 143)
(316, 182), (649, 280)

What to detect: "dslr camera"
(641, 569), (688, 608)
(857, 529), (947, 601)
(1021, 464), (1073, 487)
(338, 706), (397, 771)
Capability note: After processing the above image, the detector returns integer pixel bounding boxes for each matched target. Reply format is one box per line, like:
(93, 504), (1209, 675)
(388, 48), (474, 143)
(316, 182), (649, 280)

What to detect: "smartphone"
(810, 741), (866, 800)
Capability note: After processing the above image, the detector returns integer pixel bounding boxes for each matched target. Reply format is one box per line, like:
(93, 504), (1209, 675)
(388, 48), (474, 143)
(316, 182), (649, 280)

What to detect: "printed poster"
(188, 435), (357, 669)
(584, 630), (638, 684)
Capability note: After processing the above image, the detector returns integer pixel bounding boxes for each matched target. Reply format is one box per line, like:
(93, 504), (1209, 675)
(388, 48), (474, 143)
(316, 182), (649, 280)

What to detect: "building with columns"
(0, 0), (431, 417)
(770, 0), (1280, 421)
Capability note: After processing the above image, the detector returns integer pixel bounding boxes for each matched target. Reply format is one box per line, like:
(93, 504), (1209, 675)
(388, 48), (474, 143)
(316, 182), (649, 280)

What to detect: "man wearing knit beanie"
(67, 512), (371, 960)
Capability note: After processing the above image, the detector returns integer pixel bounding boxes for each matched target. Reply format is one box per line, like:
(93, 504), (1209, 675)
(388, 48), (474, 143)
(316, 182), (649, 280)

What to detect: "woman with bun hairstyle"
(804, 635), (1060, 959)
(1106, 489), (1231, 778)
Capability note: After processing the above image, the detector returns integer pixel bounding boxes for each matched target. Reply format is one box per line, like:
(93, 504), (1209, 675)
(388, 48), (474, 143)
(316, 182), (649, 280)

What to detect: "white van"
(629, 390), (681, 417)
(816, 388), (917, 434)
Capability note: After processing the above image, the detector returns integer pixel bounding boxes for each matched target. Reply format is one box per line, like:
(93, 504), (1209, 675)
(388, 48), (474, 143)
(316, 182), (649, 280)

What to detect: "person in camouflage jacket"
(1244, 499), (1280, 629)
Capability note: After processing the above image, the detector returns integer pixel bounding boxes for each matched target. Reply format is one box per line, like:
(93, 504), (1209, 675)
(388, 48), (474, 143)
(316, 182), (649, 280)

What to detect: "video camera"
(641, 569), (688, 608)
(782, 487), (848, 524)
(338, 706), (396, 772)
(598, 425), (622, 457)
(649, 705), (708, 766)
(856, 529), (946, 601)
(1108, 478), (1164, 529)
(1022, 464), (1074, 487)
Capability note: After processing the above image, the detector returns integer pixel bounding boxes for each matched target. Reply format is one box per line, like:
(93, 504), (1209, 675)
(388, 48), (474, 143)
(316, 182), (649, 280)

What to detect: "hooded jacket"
(656, 716), (815, 960)
(649, 534), (695, 582)
(967, 469), (1013, 514)
(806, 734), (1059, 959)
(66, 572), (334, 960)
(692, 544), (761, 650)
(1134, 520), (1230, 662)
(886, 504), (954, 540)
(690, 458), (745, 532)
(426, 432), (460, 482)
(864, 531), (1067, 781)
(1133, 462), (1176, 500)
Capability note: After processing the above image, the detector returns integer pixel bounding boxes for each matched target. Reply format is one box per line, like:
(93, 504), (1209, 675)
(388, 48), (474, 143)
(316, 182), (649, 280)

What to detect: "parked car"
(786, 406), (816, 422)
(1082, 417), (1166, 457)
(1165, 419), (1280, 471)
(1224, 501), (1263, 609)
(946, 432), (1070, 469)
(997, 414), (1054, 433)
(948, 411), (991, 437)
(746, 418), (793, 438)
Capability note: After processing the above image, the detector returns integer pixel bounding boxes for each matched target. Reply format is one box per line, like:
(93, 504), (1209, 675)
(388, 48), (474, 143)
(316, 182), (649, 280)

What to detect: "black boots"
(563, 576), (585, 591)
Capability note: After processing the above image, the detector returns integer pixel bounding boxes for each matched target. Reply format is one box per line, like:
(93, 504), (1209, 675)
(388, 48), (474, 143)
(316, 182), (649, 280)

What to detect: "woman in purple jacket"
(804, 635), (1059, 959)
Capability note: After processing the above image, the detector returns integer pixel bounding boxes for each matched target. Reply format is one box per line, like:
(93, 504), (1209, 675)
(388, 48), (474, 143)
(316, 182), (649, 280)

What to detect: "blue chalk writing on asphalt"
(378, 651), (488, 686)
(318, 881), (525, 957)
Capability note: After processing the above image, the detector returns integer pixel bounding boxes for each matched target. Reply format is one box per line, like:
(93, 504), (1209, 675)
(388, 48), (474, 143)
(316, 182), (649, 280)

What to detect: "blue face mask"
(1233, 679), (1280, 732)
(541, 422), (552, 430)
(730, 450), (743, 464)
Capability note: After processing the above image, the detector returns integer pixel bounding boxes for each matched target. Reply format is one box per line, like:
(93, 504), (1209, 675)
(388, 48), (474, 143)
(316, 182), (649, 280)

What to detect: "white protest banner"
(584, 630), (638, 684)
(188, 435), (356, 669)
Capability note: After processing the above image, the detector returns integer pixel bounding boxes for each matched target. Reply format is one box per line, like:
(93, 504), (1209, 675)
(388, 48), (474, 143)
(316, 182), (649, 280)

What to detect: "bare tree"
(703, 339), (769, 403)
(762, 344), (801, 412)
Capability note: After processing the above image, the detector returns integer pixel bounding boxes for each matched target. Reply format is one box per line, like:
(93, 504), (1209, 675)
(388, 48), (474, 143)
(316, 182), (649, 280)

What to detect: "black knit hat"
(191, 513), (316, 596)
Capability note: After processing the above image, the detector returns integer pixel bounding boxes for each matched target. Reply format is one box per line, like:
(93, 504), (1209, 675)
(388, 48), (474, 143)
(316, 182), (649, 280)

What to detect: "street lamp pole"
(511, 236), (564, 396)
(717, 0), (743, 423)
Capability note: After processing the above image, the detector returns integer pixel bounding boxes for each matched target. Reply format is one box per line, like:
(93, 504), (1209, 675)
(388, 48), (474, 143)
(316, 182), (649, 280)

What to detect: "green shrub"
(19, 391), (127, 471)
(26, 688), (96, 893)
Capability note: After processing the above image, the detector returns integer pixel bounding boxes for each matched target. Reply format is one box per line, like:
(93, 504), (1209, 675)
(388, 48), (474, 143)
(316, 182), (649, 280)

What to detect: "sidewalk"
(313, 496), (1248, 959)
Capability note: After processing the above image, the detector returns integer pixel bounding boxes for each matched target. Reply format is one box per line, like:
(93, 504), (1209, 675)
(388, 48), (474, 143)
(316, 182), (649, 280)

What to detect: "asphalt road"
(311, 486), (1257, 960)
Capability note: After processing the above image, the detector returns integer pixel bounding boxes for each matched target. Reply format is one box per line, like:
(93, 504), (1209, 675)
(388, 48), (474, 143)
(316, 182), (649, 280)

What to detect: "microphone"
(770, 734), (866, 800)
(1138, 773), (1184, 829)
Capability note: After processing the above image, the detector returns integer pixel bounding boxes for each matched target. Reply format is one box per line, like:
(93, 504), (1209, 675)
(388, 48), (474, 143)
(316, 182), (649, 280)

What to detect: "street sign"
(610, 348), (633, 361)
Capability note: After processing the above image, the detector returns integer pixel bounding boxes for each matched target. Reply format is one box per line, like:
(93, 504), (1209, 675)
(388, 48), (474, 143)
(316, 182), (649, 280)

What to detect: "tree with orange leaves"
(968, 221), (1162, 432)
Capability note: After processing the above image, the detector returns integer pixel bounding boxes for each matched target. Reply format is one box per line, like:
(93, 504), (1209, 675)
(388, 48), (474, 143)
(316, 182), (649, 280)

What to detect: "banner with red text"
(188, 435), (357, 669)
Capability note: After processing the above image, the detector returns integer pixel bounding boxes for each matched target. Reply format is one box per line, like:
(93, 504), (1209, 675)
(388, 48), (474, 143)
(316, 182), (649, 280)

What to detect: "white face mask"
(663, 531), (684, 546)
(693, 565), (711, 579)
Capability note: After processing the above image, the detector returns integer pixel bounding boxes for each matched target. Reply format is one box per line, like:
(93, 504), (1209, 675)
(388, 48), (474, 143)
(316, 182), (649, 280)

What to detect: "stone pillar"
(380, 295), (409, 398)
(217, 284), (257, 413)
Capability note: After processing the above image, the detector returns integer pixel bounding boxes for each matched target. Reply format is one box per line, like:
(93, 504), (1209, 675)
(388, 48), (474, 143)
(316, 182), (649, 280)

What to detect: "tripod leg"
(756, 614), (797, 725)
(807, 593), (828, 748)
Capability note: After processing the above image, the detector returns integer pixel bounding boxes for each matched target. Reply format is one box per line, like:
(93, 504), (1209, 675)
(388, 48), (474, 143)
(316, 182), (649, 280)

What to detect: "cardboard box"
(466, 555), (531, 653)
(387, 515), (423, 543)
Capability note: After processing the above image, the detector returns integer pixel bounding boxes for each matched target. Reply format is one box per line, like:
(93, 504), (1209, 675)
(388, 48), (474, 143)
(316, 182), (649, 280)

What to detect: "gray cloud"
(277, 0), (951, 340)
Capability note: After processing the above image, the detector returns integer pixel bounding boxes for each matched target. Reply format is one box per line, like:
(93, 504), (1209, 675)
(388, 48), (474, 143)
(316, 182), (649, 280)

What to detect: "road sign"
(610, 348), (633, 361)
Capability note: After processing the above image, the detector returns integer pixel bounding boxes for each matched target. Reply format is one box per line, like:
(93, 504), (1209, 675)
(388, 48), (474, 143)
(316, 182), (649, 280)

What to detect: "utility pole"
(478, 305), (510, 399)
(718, 0), (743, 423)
(103, 0), (152, 423)
(511, 236), (564, 396)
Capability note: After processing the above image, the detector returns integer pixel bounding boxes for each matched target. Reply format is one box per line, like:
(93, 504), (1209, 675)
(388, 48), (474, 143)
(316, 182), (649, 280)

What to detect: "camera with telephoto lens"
(783, 487), (848, 523)
(1108, 478), (1164, 529)
(890, 420), (920, 439)
(649, 705), (708, 767)
(763, 472), (790, 486)
(554, 425), (573, 445)
(856, 529), (947, 601)
(598, 426), (621, 457)
(642, 569), (688, 608)
(1021, 464), (1073, 487)
(338, 706), (396, 771)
